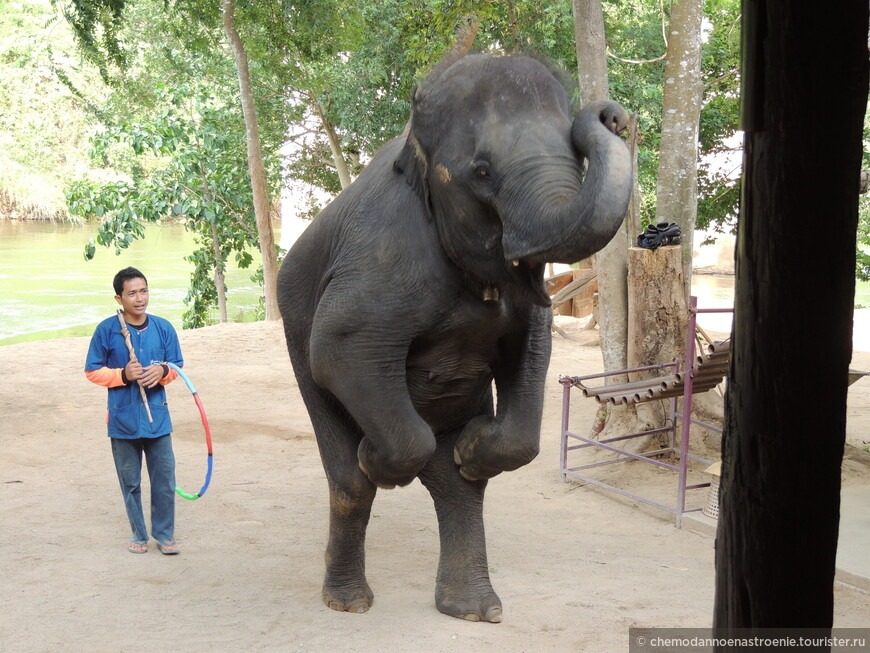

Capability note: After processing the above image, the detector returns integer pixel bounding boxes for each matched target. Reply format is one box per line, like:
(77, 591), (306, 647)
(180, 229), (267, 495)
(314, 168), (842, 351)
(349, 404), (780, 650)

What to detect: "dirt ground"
(1, 315), (868, 652)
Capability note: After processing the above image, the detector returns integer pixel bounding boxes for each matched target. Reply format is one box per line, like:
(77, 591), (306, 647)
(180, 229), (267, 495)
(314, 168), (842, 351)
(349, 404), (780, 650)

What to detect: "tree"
(601, 0), (742, 238)
(653, 0), (705, 298)
(578, 0), (743, 438)
(58, 0), (287, 325)
(696, 0), (742, 236)
(0, 0), (100, 218)
(67, 85), (260, 328)
(857, 111), (870, 281)
(573, 0), (610, 104)
(222, 0), (279, 321)
(574, 0), (630, 388)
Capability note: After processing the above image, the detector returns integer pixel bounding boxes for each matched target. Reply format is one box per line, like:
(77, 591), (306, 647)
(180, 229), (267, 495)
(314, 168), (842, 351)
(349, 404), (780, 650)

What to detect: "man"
(85, 267), (184, 555)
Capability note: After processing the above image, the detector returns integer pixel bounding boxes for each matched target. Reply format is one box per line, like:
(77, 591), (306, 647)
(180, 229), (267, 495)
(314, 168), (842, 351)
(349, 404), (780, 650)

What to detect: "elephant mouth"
(510, 259), (551, 307)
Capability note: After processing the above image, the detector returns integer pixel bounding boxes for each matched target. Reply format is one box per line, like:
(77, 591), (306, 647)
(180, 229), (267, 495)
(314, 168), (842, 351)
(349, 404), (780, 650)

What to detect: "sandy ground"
(1, 316), (868, 652)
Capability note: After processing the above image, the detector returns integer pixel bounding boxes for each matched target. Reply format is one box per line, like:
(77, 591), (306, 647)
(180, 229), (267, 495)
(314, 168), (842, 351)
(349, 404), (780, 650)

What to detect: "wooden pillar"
(626, 245), (688, 429)
(627, 245), (688, 372)
(713, 0), (868, 640)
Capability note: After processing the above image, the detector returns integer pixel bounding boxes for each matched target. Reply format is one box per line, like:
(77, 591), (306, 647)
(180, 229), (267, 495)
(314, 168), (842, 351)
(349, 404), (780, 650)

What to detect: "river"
(0, 220), (269, 346)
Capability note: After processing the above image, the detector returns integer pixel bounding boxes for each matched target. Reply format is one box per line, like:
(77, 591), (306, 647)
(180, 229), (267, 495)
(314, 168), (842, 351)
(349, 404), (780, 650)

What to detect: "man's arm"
(84, 322), (147, 387)
(85, 360), (153, 387)
(84, 324), (127, 387)
(85, 367), (126, 388)
(158, 363), (179, 386)
(85, 361), (172, 389)
(157, 320), (183, 386)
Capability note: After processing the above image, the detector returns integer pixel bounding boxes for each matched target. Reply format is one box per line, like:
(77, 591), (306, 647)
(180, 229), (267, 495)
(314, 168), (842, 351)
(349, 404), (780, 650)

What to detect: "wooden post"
(627, 245), (688, 370)
(713, 1), (867, 636)
(626, 245), (687, 430)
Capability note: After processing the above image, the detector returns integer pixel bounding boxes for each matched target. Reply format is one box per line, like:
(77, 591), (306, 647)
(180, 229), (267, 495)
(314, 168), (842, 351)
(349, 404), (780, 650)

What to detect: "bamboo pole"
(116, 310), (153, 424)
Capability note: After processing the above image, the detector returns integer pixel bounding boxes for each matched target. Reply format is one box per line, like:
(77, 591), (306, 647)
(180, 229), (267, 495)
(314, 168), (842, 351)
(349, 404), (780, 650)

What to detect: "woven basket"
(702, 475), (720, 519)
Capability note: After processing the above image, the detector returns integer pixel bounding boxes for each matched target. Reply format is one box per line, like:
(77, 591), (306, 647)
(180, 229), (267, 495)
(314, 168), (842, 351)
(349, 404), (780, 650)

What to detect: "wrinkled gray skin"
(278, 54), (632, 622)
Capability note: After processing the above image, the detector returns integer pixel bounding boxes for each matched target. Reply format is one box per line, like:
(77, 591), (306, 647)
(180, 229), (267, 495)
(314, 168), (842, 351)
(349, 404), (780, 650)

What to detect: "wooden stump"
(627, 245), (688, 370)
(627, 246), (688, 430)
(626, 245), (724, 448)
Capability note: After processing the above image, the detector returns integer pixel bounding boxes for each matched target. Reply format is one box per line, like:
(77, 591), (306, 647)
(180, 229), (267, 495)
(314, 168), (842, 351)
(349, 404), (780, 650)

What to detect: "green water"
(0, 220), (268, 346)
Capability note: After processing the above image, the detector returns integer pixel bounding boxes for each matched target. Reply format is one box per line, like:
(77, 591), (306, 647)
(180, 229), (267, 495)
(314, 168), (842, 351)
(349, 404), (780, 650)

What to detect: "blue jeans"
(111, 435), (176, 543)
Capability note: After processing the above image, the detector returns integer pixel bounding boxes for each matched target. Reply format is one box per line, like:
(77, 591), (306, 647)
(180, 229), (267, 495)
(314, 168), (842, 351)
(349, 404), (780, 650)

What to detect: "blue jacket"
(85, 314), (183, 439)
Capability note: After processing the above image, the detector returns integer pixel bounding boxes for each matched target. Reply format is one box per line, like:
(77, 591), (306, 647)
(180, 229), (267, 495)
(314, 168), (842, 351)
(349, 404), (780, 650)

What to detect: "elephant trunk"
(499, 100), (633, 265)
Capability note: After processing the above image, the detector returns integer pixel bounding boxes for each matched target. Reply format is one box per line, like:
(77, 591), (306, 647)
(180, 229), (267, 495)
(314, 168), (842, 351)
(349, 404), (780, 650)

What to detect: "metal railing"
(558, 296), (733, 528)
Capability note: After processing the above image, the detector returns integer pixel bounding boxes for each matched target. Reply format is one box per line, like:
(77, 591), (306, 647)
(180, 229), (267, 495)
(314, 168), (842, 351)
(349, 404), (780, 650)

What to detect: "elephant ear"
(393, 86), (432, 217)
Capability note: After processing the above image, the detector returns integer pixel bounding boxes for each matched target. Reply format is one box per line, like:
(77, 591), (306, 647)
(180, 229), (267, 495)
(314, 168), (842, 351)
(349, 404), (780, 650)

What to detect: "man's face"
(114, 277), (149, 322)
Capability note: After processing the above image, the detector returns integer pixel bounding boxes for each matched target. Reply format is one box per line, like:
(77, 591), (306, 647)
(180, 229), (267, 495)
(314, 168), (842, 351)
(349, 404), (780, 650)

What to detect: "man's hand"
(124, 361), (164, 388)
(124, 360), (143, 382)
(138, 365), (165, 388)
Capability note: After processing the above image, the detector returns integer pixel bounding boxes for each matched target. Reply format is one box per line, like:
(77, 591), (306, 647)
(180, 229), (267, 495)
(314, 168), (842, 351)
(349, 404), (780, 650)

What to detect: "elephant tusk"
(482, 285), (500, 302)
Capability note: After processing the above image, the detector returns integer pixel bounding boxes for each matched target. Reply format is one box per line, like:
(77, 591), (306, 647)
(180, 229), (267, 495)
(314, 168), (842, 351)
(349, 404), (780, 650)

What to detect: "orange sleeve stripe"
(85, 367), (126, 388)
(159, 366), (180, 385)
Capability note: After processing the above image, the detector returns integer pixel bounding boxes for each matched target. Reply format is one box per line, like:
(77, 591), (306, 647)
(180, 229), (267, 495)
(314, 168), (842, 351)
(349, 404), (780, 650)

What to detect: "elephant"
(277, 53), (632, 622)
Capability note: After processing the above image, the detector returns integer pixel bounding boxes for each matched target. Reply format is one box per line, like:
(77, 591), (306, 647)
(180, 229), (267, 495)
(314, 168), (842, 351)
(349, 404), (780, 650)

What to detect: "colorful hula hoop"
(167, 362), (213, 500)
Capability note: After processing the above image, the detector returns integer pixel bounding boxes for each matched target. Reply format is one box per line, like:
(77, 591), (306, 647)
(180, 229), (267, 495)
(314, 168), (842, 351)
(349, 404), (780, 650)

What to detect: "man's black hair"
(113, 267), (148, 296)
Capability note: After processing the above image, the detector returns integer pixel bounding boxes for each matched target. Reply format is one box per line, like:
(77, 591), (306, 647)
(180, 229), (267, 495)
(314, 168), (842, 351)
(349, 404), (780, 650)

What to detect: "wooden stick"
(695, 323), (715, 347)
(116, 310), (153, 424)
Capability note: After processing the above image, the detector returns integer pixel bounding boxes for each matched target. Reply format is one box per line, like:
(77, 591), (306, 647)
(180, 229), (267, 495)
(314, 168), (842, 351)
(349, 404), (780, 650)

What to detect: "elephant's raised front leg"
(309, 288), (437, 489)
(453, 324), (549, 481)
(419, 430), (502, 623)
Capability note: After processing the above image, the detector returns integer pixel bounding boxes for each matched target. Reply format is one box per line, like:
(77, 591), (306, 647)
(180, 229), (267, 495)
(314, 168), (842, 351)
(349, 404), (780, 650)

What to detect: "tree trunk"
(574, 0), (629, 383)
(712, 1), (868, 640)
(573, 0), (609, 106)
(626, 246), (688, 369)
(627, 113), (643, 241)
(223, 0), (280, 321)
(198, 161), (228, 323)
(211, 222), (228, 323)
(626, 246), (723, 436)
(451, 16), (479, 58)
(627, 246), (687, 430)
(595, 223), (630, 381)
(654, 0), (704, 301)
(316, 103), (353, 190)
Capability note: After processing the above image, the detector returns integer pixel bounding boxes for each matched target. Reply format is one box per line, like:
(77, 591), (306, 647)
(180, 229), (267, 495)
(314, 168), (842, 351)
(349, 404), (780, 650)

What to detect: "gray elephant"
(277, 53), (632, 622)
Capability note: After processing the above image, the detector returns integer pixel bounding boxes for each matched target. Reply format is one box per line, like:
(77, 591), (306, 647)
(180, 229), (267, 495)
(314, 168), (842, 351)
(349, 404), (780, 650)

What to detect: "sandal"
(657, 222), (682, 246)
(156, 540), (180, 555)
(637, 222), (682, 249)
(128, 539), (148, 554)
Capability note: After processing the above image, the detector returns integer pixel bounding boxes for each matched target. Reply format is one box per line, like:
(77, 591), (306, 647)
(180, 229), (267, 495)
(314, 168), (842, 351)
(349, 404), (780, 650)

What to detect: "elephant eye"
(472, 161), (492, 179)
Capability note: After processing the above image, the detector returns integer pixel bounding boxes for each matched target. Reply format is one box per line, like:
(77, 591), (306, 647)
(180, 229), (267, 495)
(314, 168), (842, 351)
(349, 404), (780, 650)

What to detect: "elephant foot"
(453, 448), (494, 482)
(436, 584), (503, 623)
(357, 458), (397, 490)
(322, 581), (374, 614)
(453, 415), (538, 481)
(357, 435), (433, 489)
